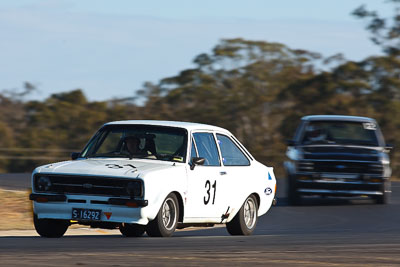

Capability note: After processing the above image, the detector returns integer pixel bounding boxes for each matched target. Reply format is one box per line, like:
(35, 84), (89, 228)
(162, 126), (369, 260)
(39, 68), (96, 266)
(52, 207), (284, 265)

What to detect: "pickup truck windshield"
(81, 125), (188, 162)
(301, 121), (379, 146)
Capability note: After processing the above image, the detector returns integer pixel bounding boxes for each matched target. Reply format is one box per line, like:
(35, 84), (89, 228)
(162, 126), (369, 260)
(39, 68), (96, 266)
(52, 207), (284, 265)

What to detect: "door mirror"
(71, 152), (80, 160)
(190, 157), (205, 170)
(385, 143), (394, 152)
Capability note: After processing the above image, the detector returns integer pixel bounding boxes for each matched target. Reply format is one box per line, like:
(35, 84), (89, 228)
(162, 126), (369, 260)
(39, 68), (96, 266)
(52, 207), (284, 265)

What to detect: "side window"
(193, 133), (220, 166)
(216, 134), (250, 166)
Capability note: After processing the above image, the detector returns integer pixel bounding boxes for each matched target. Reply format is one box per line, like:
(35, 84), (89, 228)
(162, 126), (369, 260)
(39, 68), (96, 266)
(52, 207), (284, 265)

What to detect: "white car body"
(31, 121), (276, 235)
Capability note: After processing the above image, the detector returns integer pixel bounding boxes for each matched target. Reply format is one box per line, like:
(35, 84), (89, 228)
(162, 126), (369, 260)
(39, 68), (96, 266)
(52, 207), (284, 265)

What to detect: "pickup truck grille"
(34, 174), (142, 197)
(298, 161), (383, 175)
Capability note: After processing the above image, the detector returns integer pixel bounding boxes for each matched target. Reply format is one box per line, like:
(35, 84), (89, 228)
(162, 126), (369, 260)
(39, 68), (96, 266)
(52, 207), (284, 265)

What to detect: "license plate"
(72, 208), (102, 221)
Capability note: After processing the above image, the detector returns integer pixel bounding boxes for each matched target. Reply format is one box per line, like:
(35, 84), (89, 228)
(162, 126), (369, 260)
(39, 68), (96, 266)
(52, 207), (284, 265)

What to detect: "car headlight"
(127, 181), (142, 198)
(37, 176), (52, 191)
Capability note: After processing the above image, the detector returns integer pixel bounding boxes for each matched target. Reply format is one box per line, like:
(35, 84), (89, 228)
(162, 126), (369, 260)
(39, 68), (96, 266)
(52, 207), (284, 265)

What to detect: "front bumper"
(294, 173), (388, 196)
(30, 193), (149, 225)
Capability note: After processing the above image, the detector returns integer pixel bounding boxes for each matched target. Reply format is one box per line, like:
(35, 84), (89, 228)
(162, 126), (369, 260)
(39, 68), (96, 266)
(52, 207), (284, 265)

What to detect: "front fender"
(143, 189), (185, 222)
(140, 168), (186, 222)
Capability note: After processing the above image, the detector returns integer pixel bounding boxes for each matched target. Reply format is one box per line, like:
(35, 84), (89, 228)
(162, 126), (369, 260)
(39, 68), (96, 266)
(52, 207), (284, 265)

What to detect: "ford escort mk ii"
(30, 121), (276, 237)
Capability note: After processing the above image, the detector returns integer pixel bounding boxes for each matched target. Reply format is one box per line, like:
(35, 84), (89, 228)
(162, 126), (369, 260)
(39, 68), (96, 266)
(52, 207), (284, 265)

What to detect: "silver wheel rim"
(162, 197), (177, 231)
(244, 197), (257, 229)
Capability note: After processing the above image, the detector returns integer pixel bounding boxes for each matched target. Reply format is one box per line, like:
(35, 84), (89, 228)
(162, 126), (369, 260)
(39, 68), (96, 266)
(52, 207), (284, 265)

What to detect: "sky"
(0, 0), (393, 102)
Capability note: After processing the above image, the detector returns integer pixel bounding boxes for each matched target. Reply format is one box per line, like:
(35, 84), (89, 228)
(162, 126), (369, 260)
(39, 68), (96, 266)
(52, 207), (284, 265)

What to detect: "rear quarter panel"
(226, 162), (276, 222)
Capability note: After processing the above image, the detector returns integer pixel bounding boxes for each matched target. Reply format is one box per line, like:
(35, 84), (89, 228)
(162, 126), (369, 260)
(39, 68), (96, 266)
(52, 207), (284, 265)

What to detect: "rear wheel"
(119, 223), (146, 237)
(226, 195), (258, 235)
(33, 214), (69, 238)
(146, 193), (179, 237)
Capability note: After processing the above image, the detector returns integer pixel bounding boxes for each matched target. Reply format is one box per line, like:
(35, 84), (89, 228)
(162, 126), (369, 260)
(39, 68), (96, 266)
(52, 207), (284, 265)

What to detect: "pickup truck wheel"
(374, 181), (390, 204)
(146, 193), (179, 237)
(119, 223), (146, 237)
(287, 175), (301, 206)
(33, 214), (69, 238)
(226, 194), (258, 235)
(375, 192), (388, 204)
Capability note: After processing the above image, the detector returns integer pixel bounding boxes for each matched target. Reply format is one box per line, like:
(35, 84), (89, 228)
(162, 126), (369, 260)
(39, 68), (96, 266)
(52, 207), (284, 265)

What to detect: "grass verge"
(0, 189), (89, 231)
(0, 189), (34, 230)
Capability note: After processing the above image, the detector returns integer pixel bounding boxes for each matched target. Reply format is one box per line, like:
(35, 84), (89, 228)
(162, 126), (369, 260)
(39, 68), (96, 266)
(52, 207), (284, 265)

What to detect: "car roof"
(301, 115), (376, 123)
(104, 120), (231, 133)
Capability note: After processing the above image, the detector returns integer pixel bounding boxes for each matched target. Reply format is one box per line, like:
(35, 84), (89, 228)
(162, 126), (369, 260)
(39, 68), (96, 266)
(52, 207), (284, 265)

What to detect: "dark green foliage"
(0, 89), (142, 172)
(353, 0), (400, 56)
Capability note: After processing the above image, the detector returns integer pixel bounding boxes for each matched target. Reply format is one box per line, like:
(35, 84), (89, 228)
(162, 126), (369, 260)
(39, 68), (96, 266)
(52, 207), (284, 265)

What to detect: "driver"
(124, 136), (156, 159)
(125, 136), (148, 157)
(305, 126), (328, 143)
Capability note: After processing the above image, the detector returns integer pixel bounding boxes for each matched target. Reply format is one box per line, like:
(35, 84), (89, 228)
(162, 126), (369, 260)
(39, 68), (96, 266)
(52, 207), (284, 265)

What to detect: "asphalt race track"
(0, 173), (31, 191)
(1, 175), (400, 266)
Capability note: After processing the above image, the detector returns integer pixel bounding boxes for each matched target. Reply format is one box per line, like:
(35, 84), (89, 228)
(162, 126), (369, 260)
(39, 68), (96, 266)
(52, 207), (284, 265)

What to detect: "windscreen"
(301, 121), (379, 146)
(81, 125), (188, 162)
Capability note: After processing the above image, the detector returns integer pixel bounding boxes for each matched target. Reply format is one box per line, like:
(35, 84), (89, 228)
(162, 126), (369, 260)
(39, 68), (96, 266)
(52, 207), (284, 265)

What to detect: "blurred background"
(0, 0), (399, 178)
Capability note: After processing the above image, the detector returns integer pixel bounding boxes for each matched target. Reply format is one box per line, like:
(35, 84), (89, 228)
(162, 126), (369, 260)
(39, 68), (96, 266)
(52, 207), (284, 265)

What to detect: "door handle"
(220, 171), (227, 175)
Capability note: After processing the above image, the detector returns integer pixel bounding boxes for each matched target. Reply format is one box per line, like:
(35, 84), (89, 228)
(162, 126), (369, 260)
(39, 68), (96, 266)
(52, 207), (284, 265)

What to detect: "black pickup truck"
(284, 115), (392, 205)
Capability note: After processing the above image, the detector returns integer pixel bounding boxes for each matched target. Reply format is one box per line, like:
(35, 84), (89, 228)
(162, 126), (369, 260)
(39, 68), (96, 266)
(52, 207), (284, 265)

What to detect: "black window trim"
(189, 137), (199, 163)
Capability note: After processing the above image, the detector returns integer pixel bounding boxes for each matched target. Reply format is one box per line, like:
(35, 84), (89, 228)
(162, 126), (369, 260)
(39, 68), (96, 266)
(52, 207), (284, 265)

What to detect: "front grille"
(34, 174), (143, 197)
(298, 160), (383, 175)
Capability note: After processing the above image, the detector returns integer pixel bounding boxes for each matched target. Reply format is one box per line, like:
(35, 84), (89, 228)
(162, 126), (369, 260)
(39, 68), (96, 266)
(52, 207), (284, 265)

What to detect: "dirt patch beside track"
(0, 189), (34, 230)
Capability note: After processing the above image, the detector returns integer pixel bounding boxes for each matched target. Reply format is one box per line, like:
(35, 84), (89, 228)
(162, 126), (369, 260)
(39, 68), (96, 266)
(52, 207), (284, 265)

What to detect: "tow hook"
(272, 198), (277, 206)
(220, 206), (230, 223)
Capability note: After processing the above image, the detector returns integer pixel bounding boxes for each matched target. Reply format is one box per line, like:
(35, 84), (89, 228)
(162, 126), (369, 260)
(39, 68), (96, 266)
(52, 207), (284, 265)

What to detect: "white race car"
(30, 121), (276, 237)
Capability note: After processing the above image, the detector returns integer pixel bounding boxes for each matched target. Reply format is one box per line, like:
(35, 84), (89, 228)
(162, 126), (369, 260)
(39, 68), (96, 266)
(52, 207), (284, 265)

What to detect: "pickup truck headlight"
(127, 181), (142, 198)
(36, 176), (52, 191)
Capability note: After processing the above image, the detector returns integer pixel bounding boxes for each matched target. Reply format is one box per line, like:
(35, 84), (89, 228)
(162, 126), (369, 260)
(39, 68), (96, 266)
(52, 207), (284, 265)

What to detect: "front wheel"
(119, 223), (146, 237)
(374, 181), (391, 204)
(287, 174), (301, 206)
(146, 193), (179, 237)
(33, 214), (69, 238)
(374, 193), (389, 204)
(226, 194), (258, 235)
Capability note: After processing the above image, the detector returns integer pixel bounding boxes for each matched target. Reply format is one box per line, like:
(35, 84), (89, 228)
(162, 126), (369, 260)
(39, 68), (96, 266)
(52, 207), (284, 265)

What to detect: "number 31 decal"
(204, 180), (216, 205)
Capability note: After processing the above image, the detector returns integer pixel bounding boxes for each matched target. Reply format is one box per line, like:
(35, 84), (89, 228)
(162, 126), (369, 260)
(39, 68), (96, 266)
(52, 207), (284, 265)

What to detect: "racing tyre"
(33, 214), (69, 238)
(119, 223), (146, 237)
(226, 194), (258, 236)
(146, 193), (179, 237)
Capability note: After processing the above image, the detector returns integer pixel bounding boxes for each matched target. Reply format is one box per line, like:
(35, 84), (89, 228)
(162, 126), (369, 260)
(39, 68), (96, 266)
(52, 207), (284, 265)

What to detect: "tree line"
(0, 1), (399, 177)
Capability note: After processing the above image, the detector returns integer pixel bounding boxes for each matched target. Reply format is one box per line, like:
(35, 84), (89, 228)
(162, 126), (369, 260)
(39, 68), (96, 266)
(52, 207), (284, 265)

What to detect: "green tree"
(353, 0), (400, 56)
(138, 39), (321, 175)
